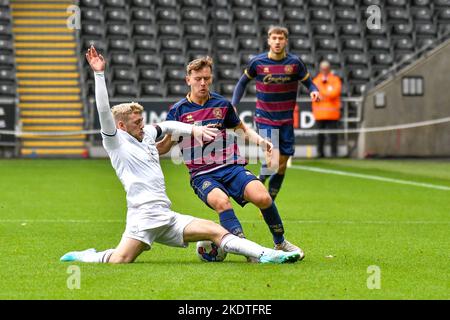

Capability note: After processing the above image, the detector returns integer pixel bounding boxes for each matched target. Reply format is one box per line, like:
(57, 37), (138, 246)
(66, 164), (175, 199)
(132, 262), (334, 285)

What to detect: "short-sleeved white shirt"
(102, 125), (173, 228)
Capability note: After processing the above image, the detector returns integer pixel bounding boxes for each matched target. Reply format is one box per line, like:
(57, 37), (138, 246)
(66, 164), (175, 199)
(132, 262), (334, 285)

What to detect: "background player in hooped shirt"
(157, 57), (304, 260)
(59, 46), (301, 265)
(232, 26), (321, 201)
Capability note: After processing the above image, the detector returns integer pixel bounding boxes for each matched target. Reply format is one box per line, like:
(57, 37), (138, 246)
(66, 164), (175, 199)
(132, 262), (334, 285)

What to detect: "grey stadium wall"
(358, 39), (450, 158)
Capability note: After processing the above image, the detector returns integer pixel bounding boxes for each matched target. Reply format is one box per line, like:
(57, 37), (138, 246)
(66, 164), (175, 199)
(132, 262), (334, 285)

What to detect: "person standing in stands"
(312, 61), (342, 158)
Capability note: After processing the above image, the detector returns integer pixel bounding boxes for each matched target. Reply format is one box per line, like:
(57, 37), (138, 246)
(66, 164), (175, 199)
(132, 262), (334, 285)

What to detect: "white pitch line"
(0, 219), (448, 225)
(291, 165), (450, 191)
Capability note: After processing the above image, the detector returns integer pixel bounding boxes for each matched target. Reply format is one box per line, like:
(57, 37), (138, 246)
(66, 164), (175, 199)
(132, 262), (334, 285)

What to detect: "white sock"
(80, 249), (114, 263)
(220, 234), (266, 259)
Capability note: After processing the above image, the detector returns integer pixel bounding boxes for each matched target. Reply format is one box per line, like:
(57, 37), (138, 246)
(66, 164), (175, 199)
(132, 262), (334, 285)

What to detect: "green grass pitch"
(0, 158), (449, 299)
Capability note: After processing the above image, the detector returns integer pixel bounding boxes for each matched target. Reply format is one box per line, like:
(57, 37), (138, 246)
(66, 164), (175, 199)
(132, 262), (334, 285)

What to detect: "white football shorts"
(123, 206), (195, 250)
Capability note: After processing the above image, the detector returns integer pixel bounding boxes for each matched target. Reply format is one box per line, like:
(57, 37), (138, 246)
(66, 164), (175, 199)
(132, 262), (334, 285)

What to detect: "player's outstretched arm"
(301, 74), (321, 102)
(233, 121), (273, 153)
(231, 73), (251, 107)
(154, 123), (219, 155)
(86, 46), (116, 137)
(156, 134), (176, 155)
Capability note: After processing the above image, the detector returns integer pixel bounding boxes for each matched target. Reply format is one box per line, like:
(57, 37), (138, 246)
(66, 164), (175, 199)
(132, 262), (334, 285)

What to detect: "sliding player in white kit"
(59, 46), (301, 264)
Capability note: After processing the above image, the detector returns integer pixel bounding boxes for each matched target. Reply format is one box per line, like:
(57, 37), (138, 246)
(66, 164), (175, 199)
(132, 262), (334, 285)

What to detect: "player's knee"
(253, 192), (273, 209)
(210, 196), (232, 212)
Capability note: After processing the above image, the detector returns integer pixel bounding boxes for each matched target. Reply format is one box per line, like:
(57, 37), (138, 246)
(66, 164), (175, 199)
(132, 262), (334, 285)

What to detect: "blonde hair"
(186, 56), (213, 75)
(268, 26), (289, 39)
(111, 102), (144, 123)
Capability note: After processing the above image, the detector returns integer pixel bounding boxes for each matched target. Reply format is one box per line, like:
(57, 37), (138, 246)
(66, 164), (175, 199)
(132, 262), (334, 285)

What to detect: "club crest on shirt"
(263, 67), (270, 74)
(285, 65), (294, 74)
(213, 108), (223, 119)
(202, 181), (212, 190)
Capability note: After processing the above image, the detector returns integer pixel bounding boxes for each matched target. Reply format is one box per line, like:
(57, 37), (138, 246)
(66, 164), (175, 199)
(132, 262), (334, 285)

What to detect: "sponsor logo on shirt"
(263, 74), (292, 84)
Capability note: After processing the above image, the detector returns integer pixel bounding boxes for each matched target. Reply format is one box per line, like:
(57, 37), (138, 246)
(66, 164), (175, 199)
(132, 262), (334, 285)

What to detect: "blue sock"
(219, 209), (245, 238)
(268, 173), (285, 200)
(260, 202), (285, 245)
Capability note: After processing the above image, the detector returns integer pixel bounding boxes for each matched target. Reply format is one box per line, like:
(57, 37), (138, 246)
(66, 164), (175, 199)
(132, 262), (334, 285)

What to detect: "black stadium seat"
(163, 53), (186, 66)
(187, 38), (209, 51)
(110, 54), (134, 67)
(182, 0), (203, 7)
(283, 0), (304, 7)
(185, 24), (208, 37)
(234, 0), (253, 7)
(105, 9), (128, 23)
(167, 82), (189, 96)
(109, 38), (132, 52)
(335, 0), (355, 7)
(133, 24), (157, 38)
(236, 24), (258, 36)
(0, 83), (15, 96)
(106, 24), (130, 38)
(238, 38), (260, 50)
(259, 0), (277, 7)
(157, 0), (177, 7)
(218, 82), (236, 96)
(368, 38), (390, 52)
(115, 83), (138, 97)
(159, 24), (182, 37)
(290, 37), (311, 51)
(160, 39), (184, 52)
(105, 0), (126, 8)
(111, 68), (136, 82)
(372, 53), (394, 65)
(233, 8), (255, 21)
(141, 83), (165, 97)
(137, 53), (162, 67)
(134, 39), (158, 52)
(81, 0), (100, 7)
(284, 9), (307, 22)
(82, 9), (103, 23)
(132, 0), (151, 7)
(139, 68), (163, 82)
(0, 69), (15, 81)
(165, 68), (186, 81)
(131, 9), (155, 22)
(213, 24), (233, 36)
(215, 38), (235, 51)
(216, 53), (239, 66)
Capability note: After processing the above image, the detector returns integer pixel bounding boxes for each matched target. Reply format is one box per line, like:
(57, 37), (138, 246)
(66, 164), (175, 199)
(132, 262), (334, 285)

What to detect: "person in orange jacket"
(312, 61), (342, 158)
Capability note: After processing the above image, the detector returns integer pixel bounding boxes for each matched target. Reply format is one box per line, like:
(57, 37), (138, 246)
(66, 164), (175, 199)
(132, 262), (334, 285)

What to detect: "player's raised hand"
(86, 45), (106, 72)
(310, 91), (321, 102)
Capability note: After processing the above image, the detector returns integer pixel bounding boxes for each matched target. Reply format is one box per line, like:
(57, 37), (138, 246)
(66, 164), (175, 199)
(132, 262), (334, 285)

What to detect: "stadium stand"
(8, 0), (88, 158)
(75, 0), (450, 99)
(0, 0), (15, 99)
